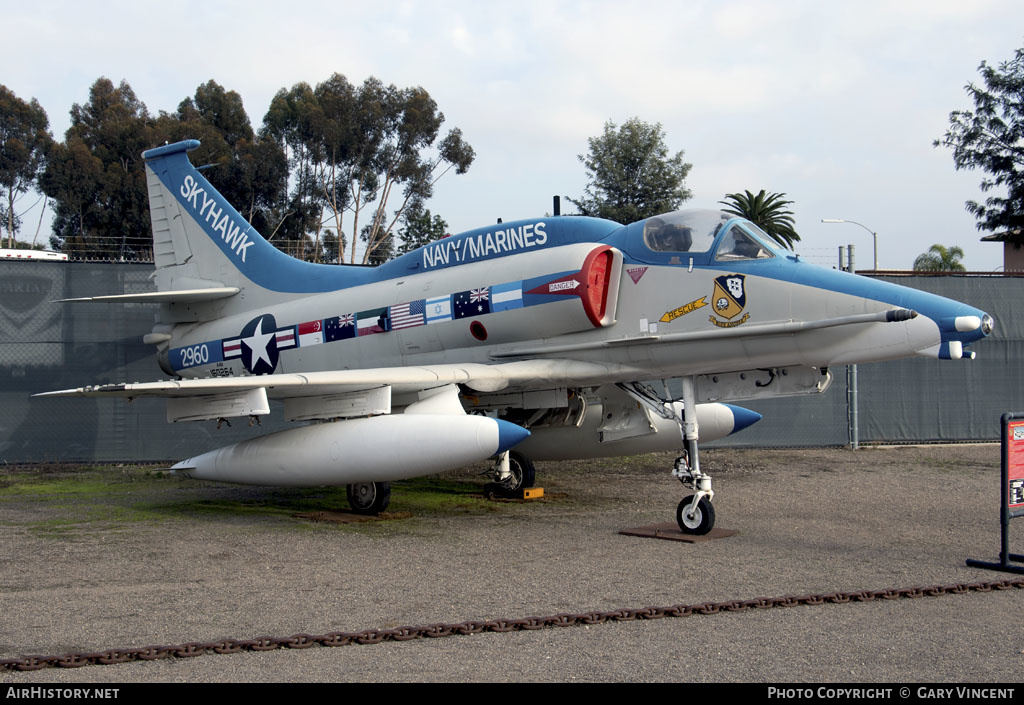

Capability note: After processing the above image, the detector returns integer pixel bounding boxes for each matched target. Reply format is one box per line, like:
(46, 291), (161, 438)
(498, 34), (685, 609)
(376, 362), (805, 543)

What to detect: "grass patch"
(390, 477), (503, 515)
(0, 463), (564, 539)
(0, 465), (173, 498)
(141, 486), (352, 522)
(139, 476), (516, 524)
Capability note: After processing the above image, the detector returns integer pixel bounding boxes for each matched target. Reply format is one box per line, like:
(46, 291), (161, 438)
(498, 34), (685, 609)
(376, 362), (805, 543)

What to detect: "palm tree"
(913, 244), (966, 272)
(719, 190), (800, 250)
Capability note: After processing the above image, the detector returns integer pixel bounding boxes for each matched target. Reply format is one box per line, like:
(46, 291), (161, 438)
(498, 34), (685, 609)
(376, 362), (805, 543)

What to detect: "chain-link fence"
(1, 261), (1019, 462)
(0, 262), (294, 463)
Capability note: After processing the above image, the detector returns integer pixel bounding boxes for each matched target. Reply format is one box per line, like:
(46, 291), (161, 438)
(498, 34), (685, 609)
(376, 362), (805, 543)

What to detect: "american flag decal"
(389, 300), (426, 330)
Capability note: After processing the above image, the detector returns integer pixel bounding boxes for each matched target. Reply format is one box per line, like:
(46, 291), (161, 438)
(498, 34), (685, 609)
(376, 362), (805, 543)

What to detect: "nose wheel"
(676, 494), (715, 535)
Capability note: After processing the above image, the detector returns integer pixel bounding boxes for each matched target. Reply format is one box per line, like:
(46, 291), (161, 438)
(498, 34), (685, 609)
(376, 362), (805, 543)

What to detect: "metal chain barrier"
(3, 577), (1022, 672)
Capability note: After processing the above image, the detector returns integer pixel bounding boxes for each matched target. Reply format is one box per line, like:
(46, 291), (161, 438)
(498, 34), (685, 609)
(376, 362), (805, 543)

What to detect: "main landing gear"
(672, 376), (715, 534)
(347, 481), (391, 515)
(490, 451), (536, 497)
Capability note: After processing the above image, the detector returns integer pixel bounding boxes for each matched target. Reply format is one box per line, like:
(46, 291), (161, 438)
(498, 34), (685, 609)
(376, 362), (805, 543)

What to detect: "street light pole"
(828, 243), (862, 450)
(845, 244), (858, 451)
(822, 219), (878, 271)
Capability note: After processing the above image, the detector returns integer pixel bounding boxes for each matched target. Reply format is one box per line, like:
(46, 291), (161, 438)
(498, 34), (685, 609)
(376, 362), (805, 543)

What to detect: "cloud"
(2, 0), (1021, 270)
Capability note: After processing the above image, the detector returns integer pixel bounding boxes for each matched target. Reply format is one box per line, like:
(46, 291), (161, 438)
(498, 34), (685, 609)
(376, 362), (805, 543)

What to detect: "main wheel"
(347, 481), (391, 515)
(676, 494), (715, 535)
(497, 451), (536, 496)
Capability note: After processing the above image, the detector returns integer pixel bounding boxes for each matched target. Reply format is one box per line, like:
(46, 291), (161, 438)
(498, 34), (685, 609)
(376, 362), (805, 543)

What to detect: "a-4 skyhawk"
(40, 140), (993, 534)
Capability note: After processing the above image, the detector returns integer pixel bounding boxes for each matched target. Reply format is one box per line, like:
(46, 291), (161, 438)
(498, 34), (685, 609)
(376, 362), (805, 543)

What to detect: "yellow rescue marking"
(660, 297), (708, 323)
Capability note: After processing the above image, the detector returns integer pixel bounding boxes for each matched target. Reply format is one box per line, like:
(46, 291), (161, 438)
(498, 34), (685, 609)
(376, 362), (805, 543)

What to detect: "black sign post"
(966, 413), (1024, 574)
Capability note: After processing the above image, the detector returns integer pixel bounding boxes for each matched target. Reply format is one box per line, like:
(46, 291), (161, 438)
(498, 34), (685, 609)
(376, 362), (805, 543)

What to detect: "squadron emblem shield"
(709, 274), (750, 327)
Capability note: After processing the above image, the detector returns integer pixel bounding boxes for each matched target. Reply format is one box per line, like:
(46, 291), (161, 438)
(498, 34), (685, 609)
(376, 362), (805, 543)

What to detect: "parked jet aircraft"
(39, 140), (993, 534)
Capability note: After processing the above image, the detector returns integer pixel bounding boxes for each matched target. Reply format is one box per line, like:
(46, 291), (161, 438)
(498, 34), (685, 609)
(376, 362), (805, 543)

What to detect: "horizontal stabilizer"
(56, 287), (240, 304)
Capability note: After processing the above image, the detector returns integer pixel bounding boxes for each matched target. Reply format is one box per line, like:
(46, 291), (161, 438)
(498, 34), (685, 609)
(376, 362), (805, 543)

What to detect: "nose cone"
(982, 313), (995, 336)
(724, 404), (762, 434)
(939, 311), (994, 343)
(495, 419), (531, 453)
(922, 308), (994, 359)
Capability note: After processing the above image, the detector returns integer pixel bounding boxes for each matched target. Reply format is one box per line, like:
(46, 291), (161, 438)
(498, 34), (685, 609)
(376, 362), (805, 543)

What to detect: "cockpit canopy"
(641, 209), (783, 262)
(644, 210), (729, 253)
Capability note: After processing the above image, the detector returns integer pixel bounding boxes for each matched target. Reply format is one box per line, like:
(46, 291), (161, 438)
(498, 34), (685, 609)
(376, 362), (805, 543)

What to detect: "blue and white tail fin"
(143, 140), (366, 312)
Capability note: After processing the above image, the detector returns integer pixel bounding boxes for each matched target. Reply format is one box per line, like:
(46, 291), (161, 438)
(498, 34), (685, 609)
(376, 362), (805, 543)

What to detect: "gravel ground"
(1, 445), (1022, 683)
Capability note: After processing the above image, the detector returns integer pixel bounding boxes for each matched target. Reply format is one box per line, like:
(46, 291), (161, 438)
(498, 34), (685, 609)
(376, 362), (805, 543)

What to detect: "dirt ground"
(1, 445), (1022, 683)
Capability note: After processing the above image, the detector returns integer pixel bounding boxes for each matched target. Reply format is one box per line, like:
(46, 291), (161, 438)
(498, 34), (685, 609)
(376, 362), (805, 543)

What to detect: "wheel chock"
(483, 484), (545, 500)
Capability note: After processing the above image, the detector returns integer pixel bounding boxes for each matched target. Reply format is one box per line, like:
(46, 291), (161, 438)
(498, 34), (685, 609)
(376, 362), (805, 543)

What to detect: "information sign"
(965, 413), (1024, 574)
(1010, 420), (1024, 509)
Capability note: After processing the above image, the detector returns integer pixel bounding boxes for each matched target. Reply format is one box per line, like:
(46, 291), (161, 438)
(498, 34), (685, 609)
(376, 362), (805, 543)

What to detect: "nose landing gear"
(621, 377), (717, 535)
(673, 376), (716, 534)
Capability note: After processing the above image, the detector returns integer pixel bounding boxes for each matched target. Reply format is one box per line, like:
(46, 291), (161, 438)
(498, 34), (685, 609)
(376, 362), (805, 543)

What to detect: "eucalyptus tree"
(166, 80), (289, 240)
(263, 74), (474, 264)
(0, 85), (52, 248)
(42, 77), (287, 260)
(262, 81), (327, 256)
(355, 84), (473, 265)
(41, 78), (153, 258)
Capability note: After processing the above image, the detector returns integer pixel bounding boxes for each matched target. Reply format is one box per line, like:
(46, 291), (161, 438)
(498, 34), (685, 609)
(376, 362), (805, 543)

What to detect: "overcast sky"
(5, 0), (1023, 270)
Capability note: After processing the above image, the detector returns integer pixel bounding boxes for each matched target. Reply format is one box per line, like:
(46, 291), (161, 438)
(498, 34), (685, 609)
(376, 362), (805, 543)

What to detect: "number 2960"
(179, 344), (210, 368)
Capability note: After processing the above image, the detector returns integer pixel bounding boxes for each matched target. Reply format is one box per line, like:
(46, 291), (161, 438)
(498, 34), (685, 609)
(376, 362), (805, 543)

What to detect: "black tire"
(676, 494), (715, 535)
(347, 481), (391, 515)
(497, 452), (536, 497)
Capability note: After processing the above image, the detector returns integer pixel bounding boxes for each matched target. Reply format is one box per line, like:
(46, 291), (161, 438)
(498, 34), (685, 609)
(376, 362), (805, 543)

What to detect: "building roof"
(981, 228), (1024, 243)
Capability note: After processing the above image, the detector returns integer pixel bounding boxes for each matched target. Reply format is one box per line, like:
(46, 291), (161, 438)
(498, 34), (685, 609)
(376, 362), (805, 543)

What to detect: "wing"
(34, 360), (634, 422)
(36, 357), (832, 425)
(36, 360), (630, 399)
